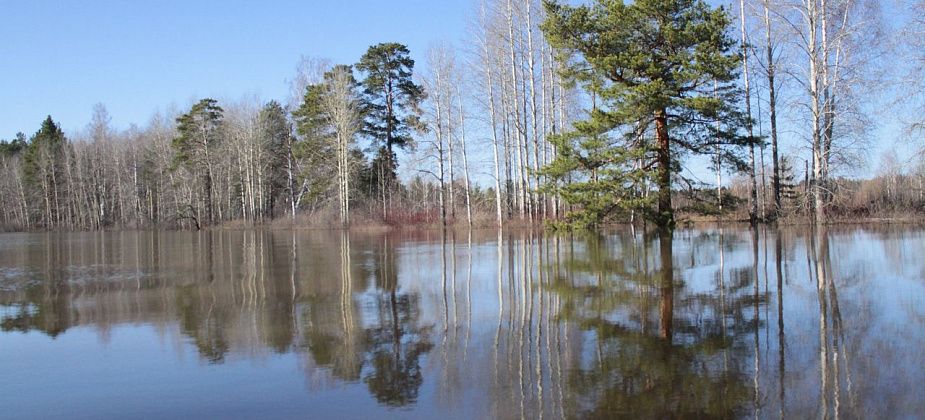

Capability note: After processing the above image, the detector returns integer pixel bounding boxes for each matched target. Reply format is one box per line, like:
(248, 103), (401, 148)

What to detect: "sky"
(1, 0), (471, 136)
(1, 0), (917, 183)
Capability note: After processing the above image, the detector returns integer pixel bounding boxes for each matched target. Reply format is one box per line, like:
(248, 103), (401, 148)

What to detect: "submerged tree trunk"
(658, 228), (674, 342)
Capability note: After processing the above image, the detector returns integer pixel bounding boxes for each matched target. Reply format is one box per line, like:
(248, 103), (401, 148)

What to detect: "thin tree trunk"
(525, 0), (541, 221)
(764, 0), (782, 216)
(741, 0), (759, 224)
(714, 80), (723, 212)
(286, 123), (296, 221)
(508, 0), (526, 220)
(518, 52), (533, 222)
(807, 0), (826, 224)
(435, 77), (448, 228)
(821, 0), (832, 209)
(447, 95), (456, 221)
(457, 86), (473, 228)
(484, 27), (504, 228)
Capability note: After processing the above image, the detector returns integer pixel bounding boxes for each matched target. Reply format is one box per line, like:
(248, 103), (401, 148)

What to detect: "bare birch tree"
(319, 66), (362, 227)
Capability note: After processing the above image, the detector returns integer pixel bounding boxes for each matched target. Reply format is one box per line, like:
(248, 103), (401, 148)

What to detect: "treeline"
(1, 0), (924, 231)
(0, 44), (461, 230)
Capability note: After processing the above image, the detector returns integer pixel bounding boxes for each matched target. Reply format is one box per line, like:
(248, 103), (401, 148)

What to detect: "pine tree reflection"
(176, 232), (229, 363)
(658, 229), (674, 342)
(363, 233), (434, 406)
(548, 228), (755, 418)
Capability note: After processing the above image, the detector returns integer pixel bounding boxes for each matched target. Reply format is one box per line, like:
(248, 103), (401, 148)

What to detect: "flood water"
(1, 226), (923, 419)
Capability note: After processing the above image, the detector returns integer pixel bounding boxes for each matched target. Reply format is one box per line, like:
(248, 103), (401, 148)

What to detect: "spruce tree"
(542, 0), (752, 229)
(0, 133), (27, 156)
(257, 100), (291, 216)
(23, 117), (68, 227)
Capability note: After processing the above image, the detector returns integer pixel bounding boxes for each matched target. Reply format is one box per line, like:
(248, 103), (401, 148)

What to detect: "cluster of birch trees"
(0, 46), (408, 230)
(725, 0), (917, 222)
(414, 0), (577, 228)
(473, 0), (576, 226)
(0, 101), (296, 230)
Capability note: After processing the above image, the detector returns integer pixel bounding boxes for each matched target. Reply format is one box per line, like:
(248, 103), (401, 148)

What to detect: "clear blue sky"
(1, 0), (471, 136)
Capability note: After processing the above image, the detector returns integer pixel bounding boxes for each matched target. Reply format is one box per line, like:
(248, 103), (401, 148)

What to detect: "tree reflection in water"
(362, 232), (434, 406)
(1, 227), (923, 418)
(809, 226), (854, 419)
(546, 228), (755, 418)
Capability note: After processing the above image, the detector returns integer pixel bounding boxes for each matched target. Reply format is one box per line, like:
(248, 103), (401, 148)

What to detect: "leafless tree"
(319, 66), (362, 227)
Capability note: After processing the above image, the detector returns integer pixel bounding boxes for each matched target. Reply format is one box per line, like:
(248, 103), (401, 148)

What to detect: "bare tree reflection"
(809, 226), (857, 418)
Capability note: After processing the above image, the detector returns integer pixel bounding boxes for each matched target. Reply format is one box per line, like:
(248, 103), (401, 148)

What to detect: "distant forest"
(2, 0), (924, 231)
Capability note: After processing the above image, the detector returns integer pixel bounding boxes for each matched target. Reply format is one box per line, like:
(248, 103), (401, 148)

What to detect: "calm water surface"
(1, 226), (923, 419)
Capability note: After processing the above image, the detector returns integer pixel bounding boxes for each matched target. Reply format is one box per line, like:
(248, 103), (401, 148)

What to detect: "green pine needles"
(542, 0), (755, 230)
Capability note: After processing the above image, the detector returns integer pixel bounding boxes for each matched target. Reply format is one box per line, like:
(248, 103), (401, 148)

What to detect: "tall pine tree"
(542, 0), (752, 229)
(172, 98), (224, 225)
(356, 43), (425, 217)
(23, 117), (68, 227)
(257, 100), (291, 217)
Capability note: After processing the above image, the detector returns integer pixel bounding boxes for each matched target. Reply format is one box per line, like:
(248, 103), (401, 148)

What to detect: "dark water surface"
(1, 226), (923, 419)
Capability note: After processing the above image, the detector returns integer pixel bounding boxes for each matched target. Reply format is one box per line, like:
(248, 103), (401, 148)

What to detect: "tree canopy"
(356, 43), (425, 193)
(172, 98), (224, 224)
(542, 0), (751, 228)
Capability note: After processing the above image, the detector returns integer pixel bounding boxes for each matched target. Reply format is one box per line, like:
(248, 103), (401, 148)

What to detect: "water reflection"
(546, 229), (755, 418)
(810, 226), (851, 419)
(1, 226), (924, 418)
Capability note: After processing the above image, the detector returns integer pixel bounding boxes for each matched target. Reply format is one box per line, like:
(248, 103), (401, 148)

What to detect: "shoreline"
(3, 214), (923, 234)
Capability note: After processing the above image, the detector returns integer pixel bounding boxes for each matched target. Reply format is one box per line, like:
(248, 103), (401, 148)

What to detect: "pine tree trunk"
(714, 80), (723, 212)
(655, 109), (673, 228)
